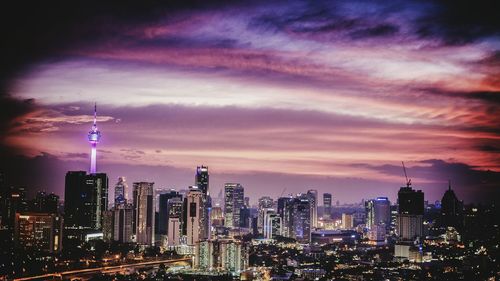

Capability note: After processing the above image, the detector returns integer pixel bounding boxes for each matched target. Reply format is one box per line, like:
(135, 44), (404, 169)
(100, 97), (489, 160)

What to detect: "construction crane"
(401, 161), (411, 187)
(279, 187), (287, 197)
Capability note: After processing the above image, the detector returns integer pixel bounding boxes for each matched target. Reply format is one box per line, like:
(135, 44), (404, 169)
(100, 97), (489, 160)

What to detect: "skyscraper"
(64, 171), (108, 240)
(113, 203), (134, 243)
(187, 186), (203, 246)
(440, 182), (463, 230)
(158, 189), (182, 235)
(278, 196), (295, 238)
(257, 196), (274, 233)
(167, 197), (183, 247)
(323, 193), (332, 219)
(263, 210), (281, 239)
(224, 183), (244, 228)
(365, 197), (391, 230)
(307, 189), (318, 228)
(195, 166), (209, 195)
(396, 185), (424, 241)
(87, 103), (101, 174)
(293, 195), (312, 243)
(133, 182), (155, 245)
(114, 177), (128, 206)
(195, 166), (210, 241)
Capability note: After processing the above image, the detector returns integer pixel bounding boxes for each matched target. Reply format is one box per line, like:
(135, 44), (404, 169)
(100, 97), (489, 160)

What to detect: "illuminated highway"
(13, 257), (191, 281)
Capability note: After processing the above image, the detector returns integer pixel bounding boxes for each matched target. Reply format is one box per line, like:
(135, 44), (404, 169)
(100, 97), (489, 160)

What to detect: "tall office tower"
(293, 195), (312, 243)
(307, 190), (318, 228)
(264, 210), (282, 239)
(195, 166), (209, 195)
(167, 197), (183, 247)
(114, 177), (128, 206)
(323, 193), (332, 219)
(133, 182), (155, 245)
(187, 186), (203, 246)
(224, 183), (245, 228)
(257, 196), (274, 233)
(64, 171), (108, 240)
(195, 166), (210, 241)
(31, 191), (59, 213)
(87, 103), (101, 174)
(279, 196), (295, 238)
(244, 197), (250, 208)
(396, 185), (424, 241)
(440, 182), (464, 231)
(113, 203), (134, 243)
(158, 189), (182, 235)
(14, 212), (63, 253)
(341, 213), (354, 229)
(365, 197), (391, 230)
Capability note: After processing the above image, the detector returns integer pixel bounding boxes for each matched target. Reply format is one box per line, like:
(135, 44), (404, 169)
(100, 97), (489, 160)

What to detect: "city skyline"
(1, 1), (499, 204)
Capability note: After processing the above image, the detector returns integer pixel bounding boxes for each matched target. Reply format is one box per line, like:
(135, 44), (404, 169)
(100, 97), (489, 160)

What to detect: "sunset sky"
(1, 1), (499, 204)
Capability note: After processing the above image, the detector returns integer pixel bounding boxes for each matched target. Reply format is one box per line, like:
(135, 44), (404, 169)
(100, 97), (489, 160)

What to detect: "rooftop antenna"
(401, 161), (411, 187)
(93, 102), (97, 126)
(448, 179), (451, 191)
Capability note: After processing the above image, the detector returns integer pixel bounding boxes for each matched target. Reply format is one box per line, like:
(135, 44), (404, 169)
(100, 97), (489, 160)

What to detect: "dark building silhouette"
(31, 191), (59, 213)
(440, 182), (463, 231)
(64, 171), (109, 240)
(396, 185), (424, 240)
(1, 186), (28, 228)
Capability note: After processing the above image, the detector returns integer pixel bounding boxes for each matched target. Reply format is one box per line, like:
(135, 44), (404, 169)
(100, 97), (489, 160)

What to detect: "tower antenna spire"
(88, 102), (101, 174)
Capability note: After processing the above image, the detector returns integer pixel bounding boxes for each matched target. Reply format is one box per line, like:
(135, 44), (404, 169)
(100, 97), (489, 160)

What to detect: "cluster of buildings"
(1, 105), (477, 279)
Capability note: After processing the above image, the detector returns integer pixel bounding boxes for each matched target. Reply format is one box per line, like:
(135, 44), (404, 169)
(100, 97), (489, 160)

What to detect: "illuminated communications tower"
(88, 103), (101, 174)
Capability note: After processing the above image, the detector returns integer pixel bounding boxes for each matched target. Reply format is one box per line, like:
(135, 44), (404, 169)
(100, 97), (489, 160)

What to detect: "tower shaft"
(90, 143), (97, 174)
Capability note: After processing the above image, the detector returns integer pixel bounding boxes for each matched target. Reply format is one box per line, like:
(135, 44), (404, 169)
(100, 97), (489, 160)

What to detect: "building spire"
(448, 180), (451, 191)
(94, 102), (97, 126)
(88, 102), (101, 174)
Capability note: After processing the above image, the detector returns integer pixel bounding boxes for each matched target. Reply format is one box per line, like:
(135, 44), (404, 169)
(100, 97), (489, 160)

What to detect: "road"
(13, 257), (192, 281)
